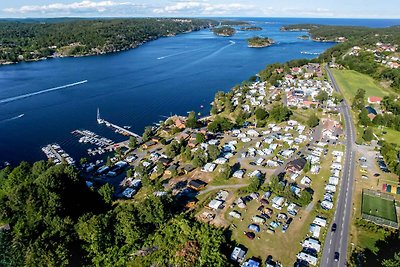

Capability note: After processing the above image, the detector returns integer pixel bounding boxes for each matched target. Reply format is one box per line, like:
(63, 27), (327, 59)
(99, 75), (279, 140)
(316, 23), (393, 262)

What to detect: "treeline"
(0, 162), (228, 266)
(283, 24), (400, 44)
(0, 18), (216, 63)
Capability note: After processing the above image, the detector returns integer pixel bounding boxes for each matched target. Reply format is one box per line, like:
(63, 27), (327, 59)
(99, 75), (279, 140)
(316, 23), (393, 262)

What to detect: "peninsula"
(0, 18), (217, 65)
(247, 36), (275, 48)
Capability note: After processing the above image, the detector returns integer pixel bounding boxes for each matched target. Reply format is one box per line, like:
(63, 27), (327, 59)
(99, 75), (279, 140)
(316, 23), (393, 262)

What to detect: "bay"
(0, 17), (399, 164)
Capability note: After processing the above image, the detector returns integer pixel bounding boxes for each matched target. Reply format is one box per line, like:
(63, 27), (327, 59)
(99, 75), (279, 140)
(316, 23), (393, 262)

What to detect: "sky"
(0, 0), (399, 19)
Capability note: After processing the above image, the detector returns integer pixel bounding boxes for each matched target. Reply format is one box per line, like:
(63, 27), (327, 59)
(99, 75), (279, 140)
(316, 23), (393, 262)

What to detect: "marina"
(72, 129), (115, 156)
(41, 144), (75, 165)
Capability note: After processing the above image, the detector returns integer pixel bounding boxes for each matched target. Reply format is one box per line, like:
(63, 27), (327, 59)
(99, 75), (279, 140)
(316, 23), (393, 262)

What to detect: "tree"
(382, 252), (400, 267)
(217, 164), (231, 180)
(359, 108), (371, 126)
(332, 92), (343, 104)
(186, 111), (198, 128)
(269, 105), (292, 122)
(156, 162), (166, 176)
(296, 189), (313, 206)
(352, 88), (366, 110)
(98, 183), (114, 205)
(208, 144), (220, 161)
(129, 136), (137, 149)
(106, 156), (112, 167)
(195, 133), (206, 144)
(181, 147), (192, 162)
(362, 127), (374, 142)
(247, 177), (262, 192)
(166, 140), (181, 158)
(142, 126), (153, 142)
(307, 114), (320, 128)
(315, 90), (329, 103)
(255, 108), (268, 121)
(192, 149), (207, 168)
(303, 160), (311, 173)
(80, 157), (88, 165)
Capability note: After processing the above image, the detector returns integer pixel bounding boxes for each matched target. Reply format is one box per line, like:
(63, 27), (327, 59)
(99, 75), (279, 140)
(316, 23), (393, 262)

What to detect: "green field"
(374, 127), (400, 146)
(331, 69), (390, 102)
(362, 194), (397, 222)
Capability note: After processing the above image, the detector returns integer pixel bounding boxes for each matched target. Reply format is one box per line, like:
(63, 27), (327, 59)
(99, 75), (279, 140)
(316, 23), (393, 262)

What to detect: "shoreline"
(0, 27), (208, 67)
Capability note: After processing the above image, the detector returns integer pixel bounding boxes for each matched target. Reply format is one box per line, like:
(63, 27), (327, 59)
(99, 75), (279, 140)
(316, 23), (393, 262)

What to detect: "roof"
(286, 158), (307, 172)
(368, 96), (383, 103)
(189, 179), (207, 189)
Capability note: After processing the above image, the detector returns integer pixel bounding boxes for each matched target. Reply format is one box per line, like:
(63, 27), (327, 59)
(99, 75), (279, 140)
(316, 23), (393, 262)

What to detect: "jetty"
(97, 108), (142, 140)
(41, 144), (75, 165)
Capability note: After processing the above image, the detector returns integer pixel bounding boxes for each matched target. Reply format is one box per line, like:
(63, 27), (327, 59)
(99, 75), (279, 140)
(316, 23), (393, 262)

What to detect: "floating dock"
(41, 144), (75, 165)
(97, 108), (141, 140)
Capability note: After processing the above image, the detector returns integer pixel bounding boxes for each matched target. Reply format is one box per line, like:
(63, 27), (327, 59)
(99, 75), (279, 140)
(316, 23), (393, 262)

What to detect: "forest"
(0, 18), (217, 64)
(0, 162), (228, 266)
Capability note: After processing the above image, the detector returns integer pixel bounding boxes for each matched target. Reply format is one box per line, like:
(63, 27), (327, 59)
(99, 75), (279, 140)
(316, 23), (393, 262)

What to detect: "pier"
(41, 144), (75, 165)
(97, 108), (142, 141)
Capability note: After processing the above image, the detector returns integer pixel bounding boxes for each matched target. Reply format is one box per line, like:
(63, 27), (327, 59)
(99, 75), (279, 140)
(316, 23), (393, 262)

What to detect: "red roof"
(368, 96), (383, 103)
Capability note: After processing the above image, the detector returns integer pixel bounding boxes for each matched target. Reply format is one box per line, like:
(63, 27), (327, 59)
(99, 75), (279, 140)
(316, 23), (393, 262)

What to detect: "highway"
(321, 66), (357, 267)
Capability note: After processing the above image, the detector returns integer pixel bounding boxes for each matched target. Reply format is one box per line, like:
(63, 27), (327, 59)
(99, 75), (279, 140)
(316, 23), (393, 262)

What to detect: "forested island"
(298, 35), (309, 40)
(241, 26), (263, 31)
(212, 26), (236, 37)
(247, 36), (275, 48)
(0, 18), (217, 65)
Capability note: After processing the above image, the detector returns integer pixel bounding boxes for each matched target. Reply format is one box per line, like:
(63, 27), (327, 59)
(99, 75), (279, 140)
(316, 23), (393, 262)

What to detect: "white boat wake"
(0, 114), (24, 123)
(0, 80), (88, 104)
(157, 48), (204, 60)
(300, 51), (321, 55)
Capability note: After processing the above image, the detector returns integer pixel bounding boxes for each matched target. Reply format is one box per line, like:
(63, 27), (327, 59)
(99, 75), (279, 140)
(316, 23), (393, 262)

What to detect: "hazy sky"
(1, 0), (399, 18)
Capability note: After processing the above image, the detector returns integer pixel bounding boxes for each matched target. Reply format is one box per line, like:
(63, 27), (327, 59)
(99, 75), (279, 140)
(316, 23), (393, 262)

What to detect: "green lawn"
(374, 127), (400, 146)
(362, 194), (397, 222)
(331, 69), (390, 102)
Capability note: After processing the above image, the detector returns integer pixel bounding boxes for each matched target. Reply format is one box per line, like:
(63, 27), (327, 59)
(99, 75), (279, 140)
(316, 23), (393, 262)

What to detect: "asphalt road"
(321, 66), (356, 266)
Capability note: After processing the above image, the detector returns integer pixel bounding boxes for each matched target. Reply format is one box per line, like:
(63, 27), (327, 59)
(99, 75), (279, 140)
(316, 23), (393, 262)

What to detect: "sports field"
(362, 193), (397, 222)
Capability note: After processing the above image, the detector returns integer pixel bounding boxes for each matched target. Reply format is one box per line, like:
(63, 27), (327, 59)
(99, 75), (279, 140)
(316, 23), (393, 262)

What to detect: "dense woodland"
(0, 162), (228, 266)
(0, 18), (216, 63)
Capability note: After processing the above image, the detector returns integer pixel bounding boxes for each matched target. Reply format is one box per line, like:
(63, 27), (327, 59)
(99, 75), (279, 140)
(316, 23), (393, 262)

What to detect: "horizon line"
(1, 15), (400, 20)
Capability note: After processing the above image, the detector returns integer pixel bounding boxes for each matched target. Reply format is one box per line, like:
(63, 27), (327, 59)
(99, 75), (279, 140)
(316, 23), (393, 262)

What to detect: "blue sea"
(0, 17), (399, 164)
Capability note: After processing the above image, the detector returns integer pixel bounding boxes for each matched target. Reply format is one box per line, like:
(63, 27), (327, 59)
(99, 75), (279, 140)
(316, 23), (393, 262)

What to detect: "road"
(321, 66), (356, 266)
(198, 184), (248, 195)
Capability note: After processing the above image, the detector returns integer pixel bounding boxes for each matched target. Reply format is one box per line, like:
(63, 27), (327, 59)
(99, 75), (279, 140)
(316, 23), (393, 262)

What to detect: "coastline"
(0, 27), (208, 66)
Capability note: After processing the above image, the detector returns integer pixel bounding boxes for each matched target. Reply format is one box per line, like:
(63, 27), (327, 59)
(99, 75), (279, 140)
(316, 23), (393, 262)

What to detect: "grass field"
(362, 194), (397, 222)
(331, 69), (390, 102)
(374, 127), (400, 146)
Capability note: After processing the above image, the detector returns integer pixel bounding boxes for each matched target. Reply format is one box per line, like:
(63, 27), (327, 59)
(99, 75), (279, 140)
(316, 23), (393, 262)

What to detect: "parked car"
(244, 232), (255, 240)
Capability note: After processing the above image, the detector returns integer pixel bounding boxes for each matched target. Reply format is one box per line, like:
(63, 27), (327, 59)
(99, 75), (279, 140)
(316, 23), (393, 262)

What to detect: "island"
(298, 35), (309, 40)
(212, 26), (236, 37)
(0, 18), (217, 65)
(247, 36), (275, 48)
(241, 26), (263, 31)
